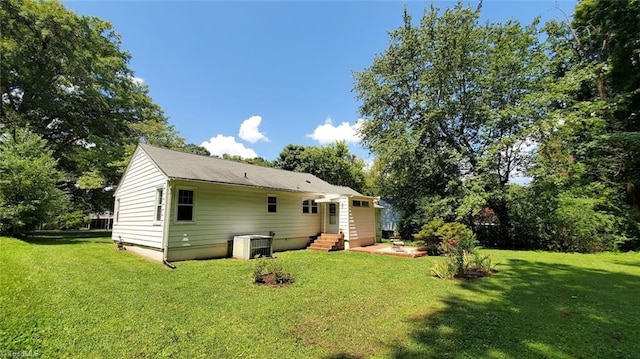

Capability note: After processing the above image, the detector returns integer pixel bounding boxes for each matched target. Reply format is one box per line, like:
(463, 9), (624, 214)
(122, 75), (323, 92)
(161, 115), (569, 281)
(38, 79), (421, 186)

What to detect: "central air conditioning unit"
(232, 235), (273, 259)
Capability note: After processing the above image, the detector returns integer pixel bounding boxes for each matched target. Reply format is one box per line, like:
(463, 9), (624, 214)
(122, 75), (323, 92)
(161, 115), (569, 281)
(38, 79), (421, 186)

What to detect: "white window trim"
(302, 198), (318, 215)
(267, 194), (278, 214)
(114, 198), (120, 224)
(175, 187), (196, 223)
(153, 187), (164, 225)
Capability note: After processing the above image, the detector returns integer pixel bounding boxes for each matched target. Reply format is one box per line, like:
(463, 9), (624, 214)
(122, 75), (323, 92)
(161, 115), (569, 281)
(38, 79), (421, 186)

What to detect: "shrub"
(0, 129), (67, 235)
(463, 251), (496, 276)
(508, 182), (633, 252)
(431, 260), (457, 279)
(55, 211), (90, 230)
(413, 218), (445, 255)
(420, 220), (495, 279)
(436, 222), (478, 275)
(252, 256), (294, 286)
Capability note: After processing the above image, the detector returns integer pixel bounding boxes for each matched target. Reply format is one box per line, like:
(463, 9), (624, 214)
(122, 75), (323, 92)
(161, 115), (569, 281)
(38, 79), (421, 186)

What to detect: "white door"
(326, 203), (339, 234)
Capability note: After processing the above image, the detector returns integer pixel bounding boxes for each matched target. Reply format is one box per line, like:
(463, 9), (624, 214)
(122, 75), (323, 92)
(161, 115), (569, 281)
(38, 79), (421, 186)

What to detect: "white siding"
(338, 197), (350, 238)
(345, 197), (376, 248)
(112, 149), (166, 248)
(166, 181), (322, 260)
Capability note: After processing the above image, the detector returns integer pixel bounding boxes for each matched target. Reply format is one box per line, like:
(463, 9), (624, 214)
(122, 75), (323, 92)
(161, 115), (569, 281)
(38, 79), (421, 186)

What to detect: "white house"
(112, 144), (379, 262)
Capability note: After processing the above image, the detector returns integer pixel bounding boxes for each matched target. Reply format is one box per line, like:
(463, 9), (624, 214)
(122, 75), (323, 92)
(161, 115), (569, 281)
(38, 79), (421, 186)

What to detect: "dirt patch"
(254, 273), (294, 287)
(454, 268), (498, 280)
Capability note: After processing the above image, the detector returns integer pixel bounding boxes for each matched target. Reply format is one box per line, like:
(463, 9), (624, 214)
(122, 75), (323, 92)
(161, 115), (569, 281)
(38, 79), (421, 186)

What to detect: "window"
(362, 201), (370, 208)
(267, 195), (277, 213)
(352, 200), (361, 207)
(115, 198), (120, 223)
(329, 203), (337, 224)
(176, 189), (194, 221)
(302, 199), (318, 214)
(155, 188), (163, 222)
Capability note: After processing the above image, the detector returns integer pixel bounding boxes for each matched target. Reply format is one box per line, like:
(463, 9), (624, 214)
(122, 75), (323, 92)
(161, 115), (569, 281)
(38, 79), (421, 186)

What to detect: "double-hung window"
(177, 189), (194, 222)
(154, 188), (163, 223)
(267, 195), (277, 213)
(302, 199), (318, 214)
(114, 198), (120, 223)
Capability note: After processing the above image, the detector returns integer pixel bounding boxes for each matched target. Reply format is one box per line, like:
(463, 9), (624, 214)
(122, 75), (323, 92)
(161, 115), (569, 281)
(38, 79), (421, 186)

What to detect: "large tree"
(354, 2), (548, 239)
(1, 0), (205, 215)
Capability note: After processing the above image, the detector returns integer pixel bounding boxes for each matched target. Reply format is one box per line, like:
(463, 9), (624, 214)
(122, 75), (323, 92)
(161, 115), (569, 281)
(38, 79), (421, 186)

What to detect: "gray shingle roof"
(139, 143), (363, 196)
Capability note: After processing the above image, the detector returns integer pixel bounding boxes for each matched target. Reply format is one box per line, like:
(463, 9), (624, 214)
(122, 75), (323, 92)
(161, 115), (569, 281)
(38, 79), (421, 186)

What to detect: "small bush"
(463, 251), (496, 277)
(252, 256), (294, 286)
(421, 220), (496, 279)
(431, 260), (457, 279)
(413, 218), (445, 255)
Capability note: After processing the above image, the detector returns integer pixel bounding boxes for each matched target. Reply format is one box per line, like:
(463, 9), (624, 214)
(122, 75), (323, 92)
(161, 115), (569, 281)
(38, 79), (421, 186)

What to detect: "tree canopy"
(274, 142), (368, 194)
(0, 0), (207, 227)
(354, 2), (548, 238)
(355, 0), (639, 250)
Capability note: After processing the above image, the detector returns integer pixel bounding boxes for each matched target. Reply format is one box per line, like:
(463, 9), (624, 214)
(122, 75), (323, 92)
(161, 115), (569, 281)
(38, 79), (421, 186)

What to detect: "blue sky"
(65, 1), (577, 162)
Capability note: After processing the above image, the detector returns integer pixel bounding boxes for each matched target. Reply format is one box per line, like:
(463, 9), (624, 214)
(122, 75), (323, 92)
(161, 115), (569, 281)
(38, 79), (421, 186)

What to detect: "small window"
(177, 189), (194, 222)
(155, 188), (163, 222)
(267, 195), (277, 213)
(362, 201), (370, 208)
(115, 198), (120, 223)
(302, 199), (318, 214)
(352, 200), (362, 207)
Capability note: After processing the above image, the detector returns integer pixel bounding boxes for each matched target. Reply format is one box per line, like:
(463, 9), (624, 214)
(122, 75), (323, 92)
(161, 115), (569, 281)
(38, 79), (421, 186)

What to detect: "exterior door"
(326, 203), (339, 234)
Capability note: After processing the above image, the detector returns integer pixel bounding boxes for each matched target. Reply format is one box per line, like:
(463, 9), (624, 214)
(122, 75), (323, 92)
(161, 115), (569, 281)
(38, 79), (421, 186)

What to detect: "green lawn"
(1, 234), (639, 358)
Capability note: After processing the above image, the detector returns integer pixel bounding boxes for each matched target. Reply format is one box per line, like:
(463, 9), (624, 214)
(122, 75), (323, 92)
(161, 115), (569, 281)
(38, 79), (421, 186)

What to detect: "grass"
(1, 234), (639, 358)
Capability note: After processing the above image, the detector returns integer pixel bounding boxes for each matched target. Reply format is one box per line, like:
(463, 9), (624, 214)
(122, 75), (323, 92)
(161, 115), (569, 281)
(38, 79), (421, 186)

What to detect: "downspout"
(162, 180), (176, 269)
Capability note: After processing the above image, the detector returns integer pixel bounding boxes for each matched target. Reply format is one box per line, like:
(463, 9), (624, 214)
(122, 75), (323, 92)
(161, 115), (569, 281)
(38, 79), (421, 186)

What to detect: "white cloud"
(200, 135), (258, 159)
(239, 115), (269, 143)
(307, 118), (364, 145)
(130, 76), (144, 85)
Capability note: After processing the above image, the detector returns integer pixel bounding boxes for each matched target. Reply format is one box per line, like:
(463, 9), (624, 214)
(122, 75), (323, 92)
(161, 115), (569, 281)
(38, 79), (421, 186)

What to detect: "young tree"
(0, 129), (66, 235)
(354, 2), (548, 240)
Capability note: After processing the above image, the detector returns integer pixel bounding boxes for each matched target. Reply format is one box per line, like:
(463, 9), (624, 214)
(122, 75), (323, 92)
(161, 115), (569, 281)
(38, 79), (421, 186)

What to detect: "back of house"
(112, 144), (379, 262)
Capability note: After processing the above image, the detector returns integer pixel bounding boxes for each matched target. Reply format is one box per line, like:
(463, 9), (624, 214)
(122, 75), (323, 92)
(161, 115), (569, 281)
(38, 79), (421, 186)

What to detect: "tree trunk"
(487, 198), (512, 249)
